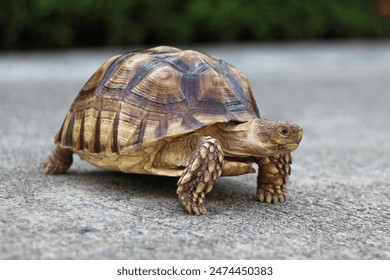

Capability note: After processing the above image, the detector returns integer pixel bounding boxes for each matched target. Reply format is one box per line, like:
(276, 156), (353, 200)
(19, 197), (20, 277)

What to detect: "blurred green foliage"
(0, 0), (389, 49)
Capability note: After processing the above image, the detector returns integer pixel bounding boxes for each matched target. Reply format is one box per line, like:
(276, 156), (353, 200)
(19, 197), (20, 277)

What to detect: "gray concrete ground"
(0, 41), (389, 259)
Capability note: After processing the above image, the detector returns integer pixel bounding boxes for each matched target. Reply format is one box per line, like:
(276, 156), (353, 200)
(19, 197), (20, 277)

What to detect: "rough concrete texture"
(0, 42), (389, 259)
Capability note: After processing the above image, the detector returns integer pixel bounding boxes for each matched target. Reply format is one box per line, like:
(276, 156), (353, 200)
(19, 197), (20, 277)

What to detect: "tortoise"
(44, 46), (303, 215)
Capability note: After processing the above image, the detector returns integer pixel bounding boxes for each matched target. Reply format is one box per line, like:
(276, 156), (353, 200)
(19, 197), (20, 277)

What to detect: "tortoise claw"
(178, 191), (208, 215)
(257, 188), (286, 203)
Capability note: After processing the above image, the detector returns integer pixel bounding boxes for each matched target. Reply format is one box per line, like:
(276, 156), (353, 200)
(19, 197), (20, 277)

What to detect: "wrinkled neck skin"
(208, 120), (270, 158)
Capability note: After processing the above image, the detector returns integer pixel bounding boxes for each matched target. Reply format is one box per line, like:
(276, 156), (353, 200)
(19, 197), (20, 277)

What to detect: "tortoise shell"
(55, 46), (260, 154)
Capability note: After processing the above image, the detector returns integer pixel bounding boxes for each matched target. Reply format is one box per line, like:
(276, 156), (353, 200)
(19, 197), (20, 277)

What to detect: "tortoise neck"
(206, 121), (255, 157)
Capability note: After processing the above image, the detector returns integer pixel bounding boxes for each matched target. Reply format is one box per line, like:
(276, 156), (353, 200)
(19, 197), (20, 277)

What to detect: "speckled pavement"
(1, 42), (389, 259)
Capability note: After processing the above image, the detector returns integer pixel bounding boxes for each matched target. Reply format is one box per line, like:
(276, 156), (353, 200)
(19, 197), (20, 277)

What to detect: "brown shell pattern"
(55, 46), (260, 154)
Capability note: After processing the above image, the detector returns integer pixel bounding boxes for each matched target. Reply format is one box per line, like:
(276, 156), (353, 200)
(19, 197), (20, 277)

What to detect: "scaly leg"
(177, 136), (224, 215)
(44, 145), (73, 174)
(257, 153), (292, 203)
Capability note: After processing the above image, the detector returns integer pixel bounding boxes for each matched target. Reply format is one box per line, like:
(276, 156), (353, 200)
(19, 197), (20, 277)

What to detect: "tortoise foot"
(177, 191), (208, 215)
(257, 154), (291, 204)
(176, 136), (223, 215)
(257, 187), (286, 203)
(44, 145), (73, 174)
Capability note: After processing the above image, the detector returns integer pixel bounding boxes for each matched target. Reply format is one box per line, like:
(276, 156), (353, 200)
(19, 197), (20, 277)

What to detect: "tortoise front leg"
(177, 136), (224, 215)
(257, 153), (291, 203)
(44, 145), (73, 174)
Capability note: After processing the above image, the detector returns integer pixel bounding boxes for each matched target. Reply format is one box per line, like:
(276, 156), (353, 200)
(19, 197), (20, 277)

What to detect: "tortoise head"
(214, 119), (303, 157)
(250, 119), (303, 156)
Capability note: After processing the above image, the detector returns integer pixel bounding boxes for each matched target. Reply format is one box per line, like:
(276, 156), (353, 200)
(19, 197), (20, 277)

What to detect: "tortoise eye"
(278, 127), (290, 137)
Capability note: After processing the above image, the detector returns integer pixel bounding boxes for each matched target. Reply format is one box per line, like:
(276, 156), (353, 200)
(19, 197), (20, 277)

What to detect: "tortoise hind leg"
(44, 145), (73, 174)
(176, 136), (224, 215)
(257, 153), (291, 203)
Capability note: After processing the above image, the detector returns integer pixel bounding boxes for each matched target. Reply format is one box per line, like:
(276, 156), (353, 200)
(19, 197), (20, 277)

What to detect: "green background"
(1, 0), (389, 49)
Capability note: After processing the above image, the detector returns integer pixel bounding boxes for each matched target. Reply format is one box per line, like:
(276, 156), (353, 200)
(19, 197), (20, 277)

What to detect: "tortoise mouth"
(277, 143), (299, 151)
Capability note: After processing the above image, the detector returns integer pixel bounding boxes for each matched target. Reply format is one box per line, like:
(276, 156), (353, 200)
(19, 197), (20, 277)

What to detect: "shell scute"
(132, 64), (185, 104)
